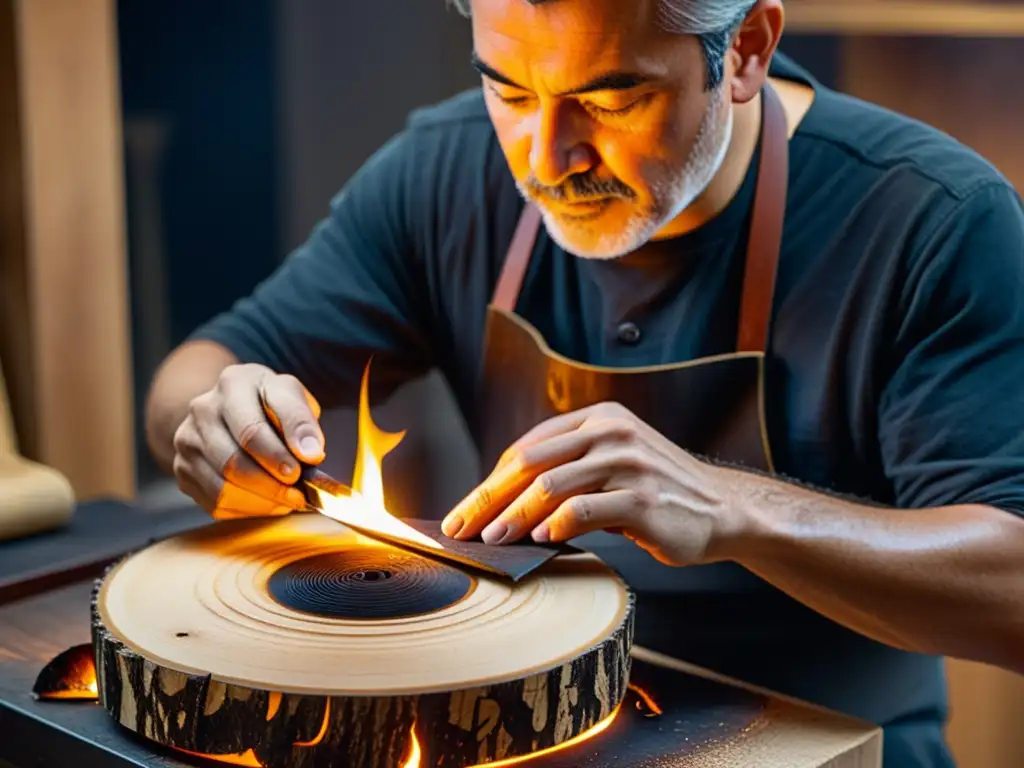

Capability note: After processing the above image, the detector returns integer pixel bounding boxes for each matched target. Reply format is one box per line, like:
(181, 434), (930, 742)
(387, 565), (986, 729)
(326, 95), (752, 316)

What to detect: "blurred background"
(2, 0), (1023, 765)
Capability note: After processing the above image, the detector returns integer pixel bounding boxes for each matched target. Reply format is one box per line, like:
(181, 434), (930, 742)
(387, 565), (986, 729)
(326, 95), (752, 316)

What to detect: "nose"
(529, 101), (596, 188)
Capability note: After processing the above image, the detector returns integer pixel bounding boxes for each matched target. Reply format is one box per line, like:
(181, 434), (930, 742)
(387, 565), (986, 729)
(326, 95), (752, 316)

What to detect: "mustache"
(523, 172), (635, 203)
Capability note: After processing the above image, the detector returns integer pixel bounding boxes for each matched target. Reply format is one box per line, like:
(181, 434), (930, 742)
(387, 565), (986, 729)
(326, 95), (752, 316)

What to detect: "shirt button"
(616, 321), (642, 345)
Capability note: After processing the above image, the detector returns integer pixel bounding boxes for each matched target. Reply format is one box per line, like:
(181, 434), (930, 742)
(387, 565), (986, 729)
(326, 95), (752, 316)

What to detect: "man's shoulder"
(794, 83), (1010, 203)
(404, 87), (495, 136)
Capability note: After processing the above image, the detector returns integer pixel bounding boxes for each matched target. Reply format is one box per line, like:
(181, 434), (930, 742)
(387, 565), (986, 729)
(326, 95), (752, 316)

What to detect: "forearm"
(144, 340), (240, 474)
(719, 468), (1024, 672)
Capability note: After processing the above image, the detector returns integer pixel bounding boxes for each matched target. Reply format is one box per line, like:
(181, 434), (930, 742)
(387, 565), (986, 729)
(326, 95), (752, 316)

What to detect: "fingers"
(213, 372), (302, 485)
(534, 489), (650, 543)
(174, 448), (295, 519)
(491, 402), (635, 472)
(477, 454), (616, 544)
(443, 427), (600, 539)
(259, 374), (325, 465)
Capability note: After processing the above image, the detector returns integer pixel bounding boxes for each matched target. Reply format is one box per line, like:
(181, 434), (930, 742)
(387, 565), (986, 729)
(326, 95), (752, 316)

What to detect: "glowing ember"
(32, 643), (100, 701)
(313, 364), (440, 550)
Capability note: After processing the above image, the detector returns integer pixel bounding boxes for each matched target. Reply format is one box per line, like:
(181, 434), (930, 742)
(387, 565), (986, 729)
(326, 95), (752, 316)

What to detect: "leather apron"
(473, 85), (955, 768)
(477, 84), (787, 597)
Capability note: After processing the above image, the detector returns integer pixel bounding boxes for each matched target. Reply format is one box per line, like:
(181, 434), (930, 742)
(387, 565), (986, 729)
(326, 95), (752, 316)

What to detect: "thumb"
(260, 375), (325, 463)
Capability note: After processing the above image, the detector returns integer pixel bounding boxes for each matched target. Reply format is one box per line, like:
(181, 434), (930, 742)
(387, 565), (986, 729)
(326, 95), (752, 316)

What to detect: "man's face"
(471, 0), (735, 260)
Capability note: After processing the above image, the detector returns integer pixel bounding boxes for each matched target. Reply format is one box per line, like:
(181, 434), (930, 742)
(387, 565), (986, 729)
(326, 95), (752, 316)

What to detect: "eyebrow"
(470, 52), (654, 95)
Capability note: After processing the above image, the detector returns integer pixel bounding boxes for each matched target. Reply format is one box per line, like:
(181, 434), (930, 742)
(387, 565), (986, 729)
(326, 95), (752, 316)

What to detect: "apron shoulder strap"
(492, 204), (542, 313)
(491, 84), (789, 351)
(736, 83), (789, 354)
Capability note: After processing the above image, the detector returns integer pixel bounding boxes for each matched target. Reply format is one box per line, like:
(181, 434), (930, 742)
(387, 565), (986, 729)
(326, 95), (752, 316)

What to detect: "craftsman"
(144, 1), (1024, 766)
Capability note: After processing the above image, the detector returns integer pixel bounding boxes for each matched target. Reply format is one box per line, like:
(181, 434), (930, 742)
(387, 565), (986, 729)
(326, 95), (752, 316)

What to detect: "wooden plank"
(0, 0), (135, 501)
(785, 1), (1024, 37)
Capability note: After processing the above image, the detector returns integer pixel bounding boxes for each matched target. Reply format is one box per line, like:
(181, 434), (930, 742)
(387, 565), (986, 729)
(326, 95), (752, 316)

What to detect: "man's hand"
(171, 363), (326, 519)
(441, 402), (743, 566)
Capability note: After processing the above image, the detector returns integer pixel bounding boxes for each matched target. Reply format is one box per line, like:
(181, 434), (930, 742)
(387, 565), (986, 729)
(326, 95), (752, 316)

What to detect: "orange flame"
(400, 723), (423, 768)
(399, 702), (621, 768)
(313, 364), (440, 550)
(172, 748), (264, 767)
(628, 683), (663, 717)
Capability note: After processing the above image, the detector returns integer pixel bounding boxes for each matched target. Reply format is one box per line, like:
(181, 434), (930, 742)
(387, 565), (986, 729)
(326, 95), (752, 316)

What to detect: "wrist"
(704, 465), (780, 564)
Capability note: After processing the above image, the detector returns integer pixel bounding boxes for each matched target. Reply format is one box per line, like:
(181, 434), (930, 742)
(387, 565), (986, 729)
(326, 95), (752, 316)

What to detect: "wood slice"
(91, 513), (634, 768)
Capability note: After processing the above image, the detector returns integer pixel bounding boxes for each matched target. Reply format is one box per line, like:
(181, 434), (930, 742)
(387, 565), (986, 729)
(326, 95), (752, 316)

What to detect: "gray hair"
(448, 0), (755, 89)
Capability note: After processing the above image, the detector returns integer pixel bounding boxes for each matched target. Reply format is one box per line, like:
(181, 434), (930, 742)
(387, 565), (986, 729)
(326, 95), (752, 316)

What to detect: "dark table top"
(0, 498), (211, 606)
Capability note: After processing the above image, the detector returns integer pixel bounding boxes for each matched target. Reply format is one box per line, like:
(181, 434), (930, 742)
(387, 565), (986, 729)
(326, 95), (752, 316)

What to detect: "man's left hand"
(441, 402), (745, 567)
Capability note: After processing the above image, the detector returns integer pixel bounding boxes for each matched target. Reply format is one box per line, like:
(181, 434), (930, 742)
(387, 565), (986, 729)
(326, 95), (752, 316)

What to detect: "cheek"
(483, 95), (533, 179)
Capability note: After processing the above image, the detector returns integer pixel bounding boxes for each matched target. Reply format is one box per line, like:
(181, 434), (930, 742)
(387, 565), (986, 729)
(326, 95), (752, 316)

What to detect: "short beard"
(518, 84), (735, 261)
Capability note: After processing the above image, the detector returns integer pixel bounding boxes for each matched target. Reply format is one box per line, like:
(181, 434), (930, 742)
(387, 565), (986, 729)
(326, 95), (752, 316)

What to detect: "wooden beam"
(0, 0), (135, 501)
(786, 1), (1024, 37)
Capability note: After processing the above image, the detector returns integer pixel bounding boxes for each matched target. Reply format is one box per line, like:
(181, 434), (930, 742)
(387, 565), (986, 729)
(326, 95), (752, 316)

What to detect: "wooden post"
(0, 0), (135, 501)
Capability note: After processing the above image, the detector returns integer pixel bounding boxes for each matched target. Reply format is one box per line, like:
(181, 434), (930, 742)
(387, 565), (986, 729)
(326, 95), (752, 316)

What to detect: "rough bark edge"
(91, 553), (635, 768)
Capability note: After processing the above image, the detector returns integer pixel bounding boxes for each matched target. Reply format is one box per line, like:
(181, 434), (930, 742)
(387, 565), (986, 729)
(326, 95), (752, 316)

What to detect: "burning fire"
(312, 363), (440, 550)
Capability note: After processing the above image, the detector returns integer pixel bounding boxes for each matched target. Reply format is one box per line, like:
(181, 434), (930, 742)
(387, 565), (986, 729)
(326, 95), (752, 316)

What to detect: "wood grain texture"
(785, 0), (1024, 36)
(89, 514), (634, 768)
(0, 0), (134, 501)
(1, 580), (881, 768)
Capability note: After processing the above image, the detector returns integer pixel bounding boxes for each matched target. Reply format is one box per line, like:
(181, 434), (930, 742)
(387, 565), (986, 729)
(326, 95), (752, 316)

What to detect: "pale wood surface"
(630, 647), (883, 768)
(0, 347), (74, 542)
(834, 34), (1024, 768)
(0, 0), (135, 501)
(786, 0), (1024, 36)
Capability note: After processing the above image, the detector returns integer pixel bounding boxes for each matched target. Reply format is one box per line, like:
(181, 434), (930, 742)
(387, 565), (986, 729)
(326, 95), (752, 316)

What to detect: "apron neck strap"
(491, 83), (790, 355)
(492, 203), (542, 313)
(736, 82), (788, 354)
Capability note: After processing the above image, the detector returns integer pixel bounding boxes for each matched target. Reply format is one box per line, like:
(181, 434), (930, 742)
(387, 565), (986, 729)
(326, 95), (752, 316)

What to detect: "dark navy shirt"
(192, 53), (1024, 767)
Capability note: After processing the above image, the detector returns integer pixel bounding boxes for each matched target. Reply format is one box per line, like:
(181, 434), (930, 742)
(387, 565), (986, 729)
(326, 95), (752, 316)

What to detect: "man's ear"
(726, 0), (784, 104)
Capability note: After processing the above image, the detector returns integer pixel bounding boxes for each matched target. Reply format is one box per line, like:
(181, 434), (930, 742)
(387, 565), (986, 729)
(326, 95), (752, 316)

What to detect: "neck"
(653, 90), (764, 240)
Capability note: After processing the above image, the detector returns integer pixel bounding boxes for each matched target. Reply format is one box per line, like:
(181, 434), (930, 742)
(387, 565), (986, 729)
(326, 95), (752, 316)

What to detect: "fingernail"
(532, 523), (550, 543)
(442, 515), (464, 537)
(482, 522), (509, 545)
(299, 436), (322, 459)
(279, 461), (296, 477)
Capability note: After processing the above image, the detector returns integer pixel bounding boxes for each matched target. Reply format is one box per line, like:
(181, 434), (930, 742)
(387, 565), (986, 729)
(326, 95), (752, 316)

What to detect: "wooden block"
(0, 356), (74, 543)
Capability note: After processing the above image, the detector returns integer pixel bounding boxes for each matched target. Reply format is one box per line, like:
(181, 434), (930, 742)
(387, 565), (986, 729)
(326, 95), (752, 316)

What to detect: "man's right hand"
(171, 363), (326, 519)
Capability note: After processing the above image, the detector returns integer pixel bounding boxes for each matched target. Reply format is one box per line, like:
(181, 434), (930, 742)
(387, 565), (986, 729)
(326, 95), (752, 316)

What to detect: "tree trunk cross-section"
(89, 515), (635, 768)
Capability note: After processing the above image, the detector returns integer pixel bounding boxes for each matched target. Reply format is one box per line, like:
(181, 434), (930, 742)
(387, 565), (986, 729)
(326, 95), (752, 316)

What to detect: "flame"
(171, 748), (264, 767)
(314, 363), (440, 550)
(628, 683), (663, 717)
(400, 702), (621, 768)
(400, 723), (423, 768)
(293, 700), (330, 747)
